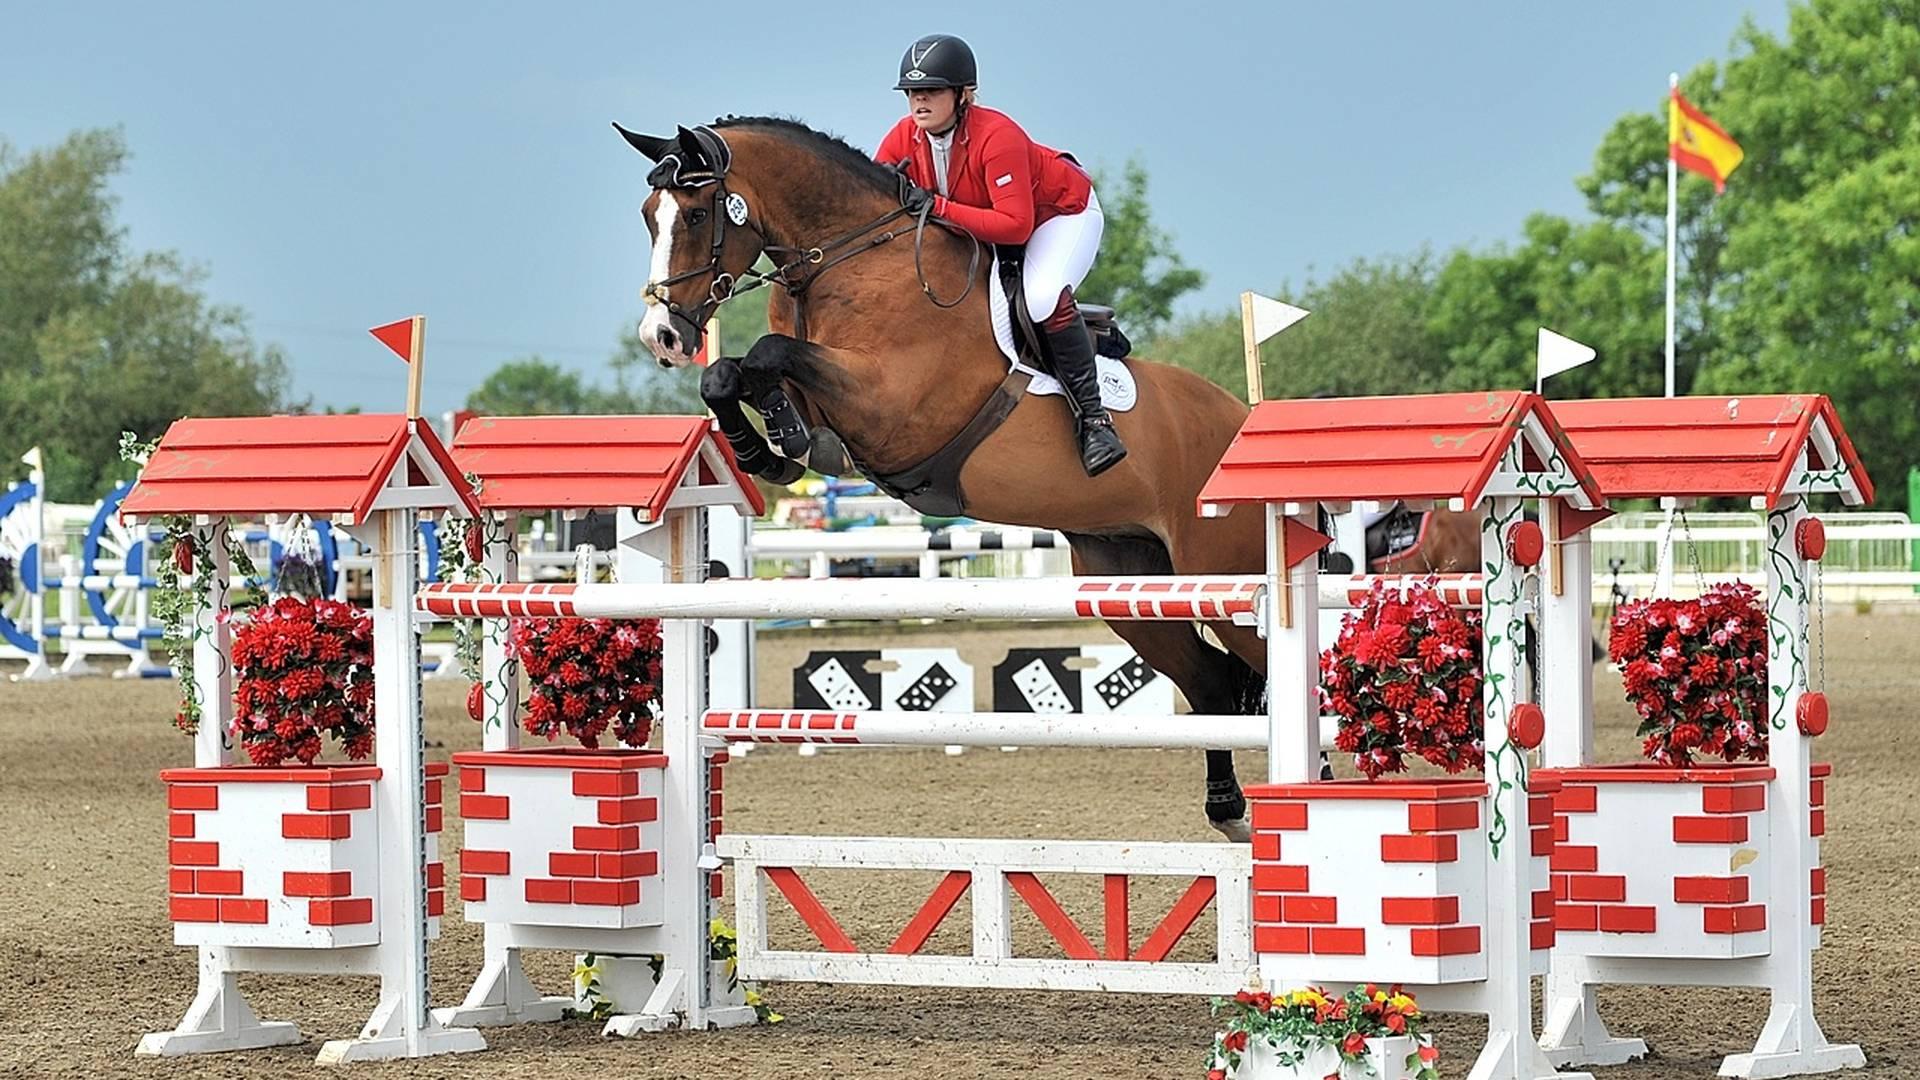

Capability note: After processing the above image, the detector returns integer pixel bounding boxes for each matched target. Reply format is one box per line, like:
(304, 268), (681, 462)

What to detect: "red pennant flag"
(370, 318), (418, 362)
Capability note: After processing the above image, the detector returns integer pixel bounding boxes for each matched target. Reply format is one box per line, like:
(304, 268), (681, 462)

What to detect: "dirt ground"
(1, 614), (1915, 1080)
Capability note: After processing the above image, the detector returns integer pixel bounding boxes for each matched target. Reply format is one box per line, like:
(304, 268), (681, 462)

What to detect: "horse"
(614, 116), (1480, 839)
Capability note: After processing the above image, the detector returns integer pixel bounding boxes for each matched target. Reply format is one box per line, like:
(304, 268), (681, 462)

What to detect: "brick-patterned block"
(1246, 779), (1490, 987)
(156, 763), (449, 949)
(1538, 762), (1776, 961)
(453, 748), (669, 931)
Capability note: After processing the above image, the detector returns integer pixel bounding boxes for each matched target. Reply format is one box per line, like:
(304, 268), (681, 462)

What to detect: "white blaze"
(638, 190), (684, 363)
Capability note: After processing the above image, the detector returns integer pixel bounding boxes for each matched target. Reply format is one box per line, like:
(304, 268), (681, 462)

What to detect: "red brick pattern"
(458, 761), (665, 914)
(162, 769), (400, 933)
(1380, 834), (1459, 863)
(1673, 815), (1748, 844)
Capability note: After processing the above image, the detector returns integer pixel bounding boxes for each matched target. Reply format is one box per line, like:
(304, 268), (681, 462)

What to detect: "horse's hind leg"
(1067, 532), (1254, 842)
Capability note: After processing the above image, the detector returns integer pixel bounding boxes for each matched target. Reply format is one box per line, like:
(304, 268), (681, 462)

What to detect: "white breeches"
(1023, 187), (1103, 322)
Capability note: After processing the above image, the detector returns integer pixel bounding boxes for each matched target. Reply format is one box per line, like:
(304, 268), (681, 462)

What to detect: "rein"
(645, 171), (982, 341)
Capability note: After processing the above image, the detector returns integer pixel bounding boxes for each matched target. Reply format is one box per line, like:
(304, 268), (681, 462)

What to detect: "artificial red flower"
(1610, 583), (1767, 766)
(229, 597), (374, 766)
(506, 616), (662, 749)
(1323, 580), (1485, 779)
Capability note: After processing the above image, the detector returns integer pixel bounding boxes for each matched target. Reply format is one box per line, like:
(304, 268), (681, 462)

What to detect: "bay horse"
(615, 117), (1478, 840)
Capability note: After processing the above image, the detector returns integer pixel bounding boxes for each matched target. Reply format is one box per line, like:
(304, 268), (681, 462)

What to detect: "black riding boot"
(1044, 315), (1127, 477)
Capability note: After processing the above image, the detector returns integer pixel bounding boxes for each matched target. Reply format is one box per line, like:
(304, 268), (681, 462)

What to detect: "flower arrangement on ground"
(1206, 983), (1440, 1079)
(1608, 581), (1768, 766)
(1322, 579), (1484, 779)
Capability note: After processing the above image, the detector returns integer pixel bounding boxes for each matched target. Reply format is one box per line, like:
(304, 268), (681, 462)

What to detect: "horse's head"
(616, 122), (770, 367)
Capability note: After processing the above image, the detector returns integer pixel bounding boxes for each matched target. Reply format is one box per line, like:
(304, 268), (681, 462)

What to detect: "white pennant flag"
(1536, 328), (1596, 390)
(1245, 293), (1311, 345)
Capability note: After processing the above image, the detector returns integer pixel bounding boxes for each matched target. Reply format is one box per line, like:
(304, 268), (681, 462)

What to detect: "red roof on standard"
(1199, 391), (1599, 509)
(120, 414), (481, 522)
(451, 415), (765, 516)
(1550, 395), (1873, 505)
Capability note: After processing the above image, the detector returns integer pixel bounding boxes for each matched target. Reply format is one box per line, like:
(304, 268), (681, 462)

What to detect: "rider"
(876, 33), (1127, 477)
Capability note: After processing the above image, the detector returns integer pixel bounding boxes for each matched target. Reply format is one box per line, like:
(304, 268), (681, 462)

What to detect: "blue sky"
(2, 1), (1787, 417)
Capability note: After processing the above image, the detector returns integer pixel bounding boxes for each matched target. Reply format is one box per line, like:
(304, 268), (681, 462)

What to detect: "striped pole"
(703, 709), (1340, 751)
(416, 576), (1265, 623)
(749, 527), (1065, 557)
(1324, 572), (1482, 609)
(415, 573), (1484, 624)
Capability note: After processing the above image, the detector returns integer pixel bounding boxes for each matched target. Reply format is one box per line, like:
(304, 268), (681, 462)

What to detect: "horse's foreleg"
(701, 356), (804, 484)
(741, 334), (814, 460)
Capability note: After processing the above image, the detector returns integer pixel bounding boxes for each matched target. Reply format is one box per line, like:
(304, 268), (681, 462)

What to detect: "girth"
(858, 369), (1032, 518)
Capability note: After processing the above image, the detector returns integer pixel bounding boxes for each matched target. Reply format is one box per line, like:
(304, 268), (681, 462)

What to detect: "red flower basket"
(505, 617), (663, 749)
(1608, 582), (1768, 766)
(230, 597), (375, 766)
(1322, 580), (1484, 780)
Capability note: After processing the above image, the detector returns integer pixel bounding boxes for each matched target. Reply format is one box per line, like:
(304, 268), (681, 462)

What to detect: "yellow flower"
(1372, 990), (1389, 1003)
(572, 958), (604, 989)
(744, 989), (763, 1006)
(1389, 994), (1416, 1012)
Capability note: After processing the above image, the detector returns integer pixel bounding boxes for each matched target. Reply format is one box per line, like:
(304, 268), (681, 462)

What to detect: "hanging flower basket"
(1322, 580), (1484, 779)
(1608, 582), (1767, 766)
(230, 596), (375, 766)
(504, 617), (663, 749)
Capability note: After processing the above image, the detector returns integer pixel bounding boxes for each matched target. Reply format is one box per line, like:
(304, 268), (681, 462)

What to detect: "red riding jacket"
(876, 105), (1092, 245)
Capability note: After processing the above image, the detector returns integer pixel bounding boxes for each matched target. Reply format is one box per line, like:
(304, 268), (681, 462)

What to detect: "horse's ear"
(675, 125), (709, 169)
(612, 122), (673, 162)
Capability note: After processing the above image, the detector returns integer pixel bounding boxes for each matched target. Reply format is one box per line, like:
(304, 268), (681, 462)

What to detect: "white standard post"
(437, 514), (571, 1029)
(138, 520), (303, 1057)
(604, 506), (754, 1035)
(1540, 501), (1595, 769)
(17, 462), (53, 681)
(1721, 493), (1863, 1076)
(317, 507), (483, 1063)
(1466, 495), (1581, 1080)
(1264, 502), (1320, 784)
(702, 505), (754, 710)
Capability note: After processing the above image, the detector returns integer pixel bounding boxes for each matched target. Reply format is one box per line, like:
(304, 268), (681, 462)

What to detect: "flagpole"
(1665, 72), (1679, 400)
(1657, 72), (1680, 597)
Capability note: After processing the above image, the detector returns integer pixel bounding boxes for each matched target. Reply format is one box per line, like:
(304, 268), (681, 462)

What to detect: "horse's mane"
(712, 115), (897, 196)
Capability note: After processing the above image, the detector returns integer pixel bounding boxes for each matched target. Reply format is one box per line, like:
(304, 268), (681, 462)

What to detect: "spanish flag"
(1669, 88), (1743, 193)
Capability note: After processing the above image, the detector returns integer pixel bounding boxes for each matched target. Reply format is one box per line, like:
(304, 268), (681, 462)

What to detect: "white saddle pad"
(989, 260), (1138, 413)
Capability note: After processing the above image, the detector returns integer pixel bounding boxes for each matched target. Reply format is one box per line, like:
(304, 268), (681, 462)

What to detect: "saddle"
(1319, 503), (1426, 574)
(993, 245), (1132, 369)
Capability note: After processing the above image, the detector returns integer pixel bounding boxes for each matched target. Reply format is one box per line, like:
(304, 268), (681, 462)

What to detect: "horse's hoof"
(1208, 814), (1252, 844)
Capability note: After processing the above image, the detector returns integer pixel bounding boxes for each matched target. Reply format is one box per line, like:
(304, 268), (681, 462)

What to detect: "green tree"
(464, 359), (596, 415)
(1423, 0), (1920, 507)
(1078, 160), (1206, 340)
(0, 130), (290, 500)
(466, 328), (705, 417)
(1146, 253), (1447, 402)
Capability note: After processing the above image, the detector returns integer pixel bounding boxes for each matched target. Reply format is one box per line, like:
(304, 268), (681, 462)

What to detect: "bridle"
(642, 126), (981, 341)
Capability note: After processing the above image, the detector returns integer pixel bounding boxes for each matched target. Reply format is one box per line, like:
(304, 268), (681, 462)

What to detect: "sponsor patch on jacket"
(995, 173), (1013, 187)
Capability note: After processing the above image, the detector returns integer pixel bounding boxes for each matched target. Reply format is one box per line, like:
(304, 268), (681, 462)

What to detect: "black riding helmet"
(894, 33), (976, 90)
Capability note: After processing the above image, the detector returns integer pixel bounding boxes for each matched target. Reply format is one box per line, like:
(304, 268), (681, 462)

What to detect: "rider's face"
(906, 88), (960, 133)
